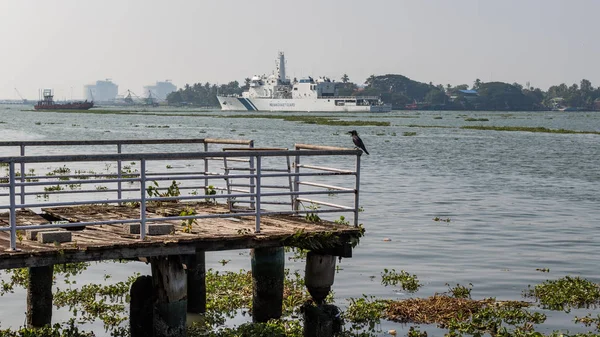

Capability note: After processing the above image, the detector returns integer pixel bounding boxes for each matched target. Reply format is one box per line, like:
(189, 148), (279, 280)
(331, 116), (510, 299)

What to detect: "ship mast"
(277, 52), (286, 83)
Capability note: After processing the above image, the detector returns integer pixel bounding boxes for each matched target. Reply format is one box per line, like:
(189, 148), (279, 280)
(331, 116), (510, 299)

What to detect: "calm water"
(1, 105), (599, 334)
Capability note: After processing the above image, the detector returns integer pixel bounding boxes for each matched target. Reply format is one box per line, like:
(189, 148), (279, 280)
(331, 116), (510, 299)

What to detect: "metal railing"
(0, 142), (362, 251)
(0, 138), (254, 205)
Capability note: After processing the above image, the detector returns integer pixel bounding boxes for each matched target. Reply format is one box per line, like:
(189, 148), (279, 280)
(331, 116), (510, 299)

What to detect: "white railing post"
(117, 144), (122, 203)
(9, 162), (17, 251)
(203, 143), (209, 192)
(249, 141), (256, 209)
(354, 153), (361, 227)
(140, 159), (147, 240)
(293, 151), (300, 214)
(19, 145), (25, 206)
(255, 155), (261, 233)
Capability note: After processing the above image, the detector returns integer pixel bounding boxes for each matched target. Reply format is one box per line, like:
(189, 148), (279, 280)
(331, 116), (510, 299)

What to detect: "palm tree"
(341, 74), (350, 83)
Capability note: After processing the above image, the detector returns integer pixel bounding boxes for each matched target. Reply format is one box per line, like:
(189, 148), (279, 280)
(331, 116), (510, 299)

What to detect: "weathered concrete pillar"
(151, 255), (187, 337)
(130, 275), (154, 337)
(26, 265), (54, 328)
(304, 253), (336, 304)
(186, 251), (206, 314)
(302, 302), (343, 337)
(251, 246), (284, 323)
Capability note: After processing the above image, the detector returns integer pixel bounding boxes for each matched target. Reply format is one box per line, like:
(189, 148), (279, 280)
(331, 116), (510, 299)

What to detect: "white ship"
(217, 52), (392, 112)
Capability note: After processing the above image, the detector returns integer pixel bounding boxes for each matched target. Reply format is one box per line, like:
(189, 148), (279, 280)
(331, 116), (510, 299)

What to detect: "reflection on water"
(1, 106), (599, 333)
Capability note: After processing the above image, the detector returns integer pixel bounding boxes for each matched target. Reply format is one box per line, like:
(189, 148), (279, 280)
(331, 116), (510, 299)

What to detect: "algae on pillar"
(251, 247), (285, 323)
(26, 265), (54, 328)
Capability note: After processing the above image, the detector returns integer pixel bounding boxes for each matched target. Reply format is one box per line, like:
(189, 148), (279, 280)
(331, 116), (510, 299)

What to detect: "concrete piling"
(186, 251), (206, 314)
(151, 255), (187, 337)
(251, 247), (285, 323)
(304, 253), (336, 304)
(26, 265), (54, 328)
(129, 275), (154, 337)
(302, 302), (343, 337)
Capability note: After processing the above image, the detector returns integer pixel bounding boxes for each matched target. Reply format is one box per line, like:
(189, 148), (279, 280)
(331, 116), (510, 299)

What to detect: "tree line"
(167, 75), (600, 111)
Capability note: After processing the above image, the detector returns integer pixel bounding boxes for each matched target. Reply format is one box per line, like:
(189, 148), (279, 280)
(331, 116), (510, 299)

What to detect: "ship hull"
(217, 96), (391, 112)
(34, 102), (94, 110)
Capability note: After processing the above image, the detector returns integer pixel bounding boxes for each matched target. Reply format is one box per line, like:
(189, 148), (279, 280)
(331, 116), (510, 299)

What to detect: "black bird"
(348, 130), (369, 155)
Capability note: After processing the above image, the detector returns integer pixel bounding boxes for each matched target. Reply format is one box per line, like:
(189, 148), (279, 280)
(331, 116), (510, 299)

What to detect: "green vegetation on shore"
(461, 126), (600, 135)
(166, 74), (600, 111)
(222, 114), (390, 126)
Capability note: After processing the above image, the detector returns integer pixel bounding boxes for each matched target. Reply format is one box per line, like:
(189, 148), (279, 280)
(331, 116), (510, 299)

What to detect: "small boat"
(34, 89), (94, 110)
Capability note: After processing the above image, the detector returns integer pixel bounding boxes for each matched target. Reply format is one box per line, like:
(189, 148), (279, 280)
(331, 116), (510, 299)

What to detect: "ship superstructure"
(217, 52), (391, 112)
(34, 89), (94, 110)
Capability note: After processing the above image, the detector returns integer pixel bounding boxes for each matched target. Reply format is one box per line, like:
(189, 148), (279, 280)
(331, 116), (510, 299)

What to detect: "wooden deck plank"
(0, 203), (361, 270)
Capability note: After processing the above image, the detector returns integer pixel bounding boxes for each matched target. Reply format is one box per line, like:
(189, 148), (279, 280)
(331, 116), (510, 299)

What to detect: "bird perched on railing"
(347, 130), (369, 155)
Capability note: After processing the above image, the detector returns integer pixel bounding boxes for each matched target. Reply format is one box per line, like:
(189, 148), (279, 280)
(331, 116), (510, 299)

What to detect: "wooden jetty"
(0, 202), (360, 269)
(0, 139), (364, 336)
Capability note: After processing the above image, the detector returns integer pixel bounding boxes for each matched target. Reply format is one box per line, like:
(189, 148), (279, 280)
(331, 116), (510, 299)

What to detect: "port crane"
(14, 88), (27, 103)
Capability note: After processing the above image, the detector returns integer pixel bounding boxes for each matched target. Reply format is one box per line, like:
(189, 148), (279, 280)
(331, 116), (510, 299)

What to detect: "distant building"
(143, 80), (177, 101)
(594, 99), (600, 111)
(84, 80), (118, 102)
(449, 89), (478, 102)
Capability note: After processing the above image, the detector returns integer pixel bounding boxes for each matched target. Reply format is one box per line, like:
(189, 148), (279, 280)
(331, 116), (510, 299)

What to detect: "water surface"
(1, 105), (599, 334)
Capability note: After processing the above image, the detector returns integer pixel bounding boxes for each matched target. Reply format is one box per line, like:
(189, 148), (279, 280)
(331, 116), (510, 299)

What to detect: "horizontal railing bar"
(5, 185), (213, 198)
(224, 147), (288, 151)
(297, 181), (355, 191)
(145, 193), (254, 203)
(261, 190), (353, 198)
(0, 139), (208, 147)
(295, 143), (353, 151)
(0, 219), (143, 231)
(296, 198), (354, 210)
(227, 184), (255, 188)
(14, 177), (140, 187)
(225, 168), (289, 172)
(204, 138), (254, 145)
(230, 188), (250, 193)
(296, 164), (354, 174)
(222, 158), (250, 162)
(0, 192), (255, 210)
(207, 157), (251, 162)
(2, 171), (355, 190)
(0, 138), (253, 147)
(0, 189), (350, 210)
(258, 185), (290, 189)
(0, 149), (360, 164)
(261, 209), (351, 216)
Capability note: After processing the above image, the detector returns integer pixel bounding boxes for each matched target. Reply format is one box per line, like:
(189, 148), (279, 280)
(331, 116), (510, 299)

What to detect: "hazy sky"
(1, 0), (598, 100)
